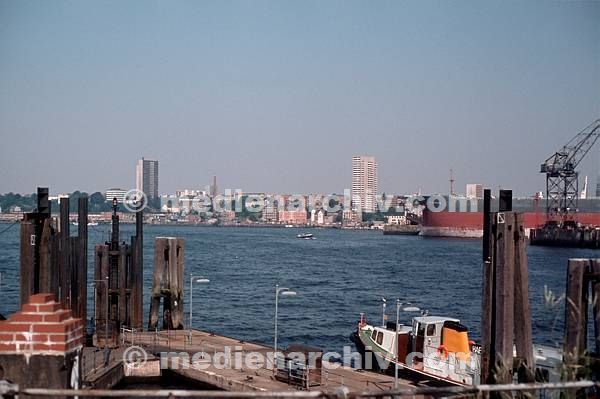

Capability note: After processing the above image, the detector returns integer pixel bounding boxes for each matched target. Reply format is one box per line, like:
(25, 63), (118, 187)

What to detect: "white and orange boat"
(351, 312), (561, 386)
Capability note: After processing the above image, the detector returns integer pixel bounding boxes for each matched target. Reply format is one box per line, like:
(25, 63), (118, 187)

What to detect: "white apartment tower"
(136, 157), (159, 200)
(352, 155), (378, 213)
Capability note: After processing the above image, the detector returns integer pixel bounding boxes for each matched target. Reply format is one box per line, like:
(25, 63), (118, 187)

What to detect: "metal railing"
(0, 380), (597, 398)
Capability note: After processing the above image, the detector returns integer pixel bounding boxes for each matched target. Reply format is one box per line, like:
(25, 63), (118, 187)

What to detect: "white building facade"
(352, 155), (378, 213)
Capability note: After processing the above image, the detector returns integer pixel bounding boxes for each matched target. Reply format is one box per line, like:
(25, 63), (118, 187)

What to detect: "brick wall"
(0, 293), (84, 354)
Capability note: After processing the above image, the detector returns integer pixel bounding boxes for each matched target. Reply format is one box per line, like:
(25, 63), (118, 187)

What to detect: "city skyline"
(1, 1), (599, 196)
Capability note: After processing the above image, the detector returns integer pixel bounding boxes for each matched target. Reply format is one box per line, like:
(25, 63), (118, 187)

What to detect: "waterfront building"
(217, 209), (236, 222)
(176, 189), (206, 198)
(466, 183), (484, 199)
(279, 210), (307, 225)
(342, 208), (362, 224)
(310, 209), (326, 225)
(352, 155), (378, 213)
(105, 188), (126, 203)
(262, 207), (279, 223)
(160, 194), (180, 213)
(387, 214), (408, 225)
(136, 157), (159, 200)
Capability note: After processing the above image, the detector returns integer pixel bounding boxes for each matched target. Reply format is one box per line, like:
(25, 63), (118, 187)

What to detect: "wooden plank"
(38, 218), (52, 294)
(19, 219), (35, 306)
(49, 234), (60, 299)
(118, 246), (128, 326)
(59, 198), (70, 308)
(590, 260), (600, 357)
(77, 197), (88, 323)
(94, 245), (110, 323)
(148, 238), (166, 330)
(167, 238), (178, 329)
(69, 237), (79, 316)
(513, 213), (534, 382)
(481, 203), (495, 385)
(130, 237), (141, 329)
(175, 238), (185, 329)
(493, 212), (515, 383)
(564, 259), (589, 379)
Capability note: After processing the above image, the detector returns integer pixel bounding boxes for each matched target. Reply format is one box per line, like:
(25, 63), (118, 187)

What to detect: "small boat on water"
(297, 233), (314, 239)
(351, 312), (561, 386)
(72, 221), (98, 226)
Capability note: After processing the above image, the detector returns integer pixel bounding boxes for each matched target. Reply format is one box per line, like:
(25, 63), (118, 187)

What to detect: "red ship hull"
(421, 210), (600, 238)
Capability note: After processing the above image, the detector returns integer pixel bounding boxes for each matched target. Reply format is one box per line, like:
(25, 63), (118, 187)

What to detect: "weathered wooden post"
(76, 196), (88, 323)
(493, 211), (515, 384)
(59, 197), (70, 308)
(592, 260), (600, 359)
(148, 237), (185, 330)
(564, 259), (589, 381)
(481, 189), (494, 384)
(512, 213), (534, 382)
(481, 189), (534, 387)
(20, 187), (52, 305)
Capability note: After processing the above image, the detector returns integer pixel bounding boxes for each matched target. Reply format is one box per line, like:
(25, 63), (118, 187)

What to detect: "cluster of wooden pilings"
(481, 189), (535, 385)
(93, 199), (144, 347)
(19, 187), (88, 323)
(18, 187), (189, 348)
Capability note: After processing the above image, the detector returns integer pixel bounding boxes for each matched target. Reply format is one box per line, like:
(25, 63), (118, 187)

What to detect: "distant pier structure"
(20, 187), (88, 322)
(93, 197), (144, 346)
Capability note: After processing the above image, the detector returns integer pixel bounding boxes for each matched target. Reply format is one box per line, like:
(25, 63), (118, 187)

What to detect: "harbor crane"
(540, 119), (600, 225)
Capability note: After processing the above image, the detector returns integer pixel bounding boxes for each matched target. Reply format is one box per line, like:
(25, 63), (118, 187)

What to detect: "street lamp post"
(274, 284), (297, 371)
(382, 297), (387, 327)
(92, 277), (109, 349)
(189, 274), (210, 343)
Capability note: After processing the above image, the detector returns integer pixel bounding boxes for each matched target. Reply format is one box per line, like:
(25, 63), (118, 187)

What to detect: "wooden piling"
(59, 197), (70, 308)
(19, 218), (35, 306)
(592, 260), (600, 356)
(76, 196), (88, 323)
(481, 189), (494, 384)
(38, 218), (53, 294)
(513, 213), (534, 382)
(130, 209), (144, 329)
(493, 212), (515, 383)
(564, 259), (589, 380)
(118, 246), (128, 325)
(148, 237), (185, 330)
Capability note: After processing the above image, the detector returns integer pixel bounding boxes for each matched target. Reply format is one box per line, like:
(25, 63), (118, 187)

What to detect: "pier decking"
(90, 328), (417, 393)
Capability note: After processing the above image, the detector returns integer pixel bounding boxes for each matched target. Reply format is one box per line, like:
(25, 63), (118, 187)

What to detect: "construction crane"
(540, 119), (600, 225)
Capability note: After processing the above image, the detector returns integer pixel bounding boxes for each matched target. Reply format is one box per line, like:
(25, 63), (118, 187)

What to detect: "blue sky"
(1, 0), (598, 196)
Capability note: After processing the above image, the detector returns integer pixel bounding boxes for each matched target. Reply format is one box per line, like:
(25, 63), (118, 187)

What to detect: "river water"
(0, 224), (593, 353)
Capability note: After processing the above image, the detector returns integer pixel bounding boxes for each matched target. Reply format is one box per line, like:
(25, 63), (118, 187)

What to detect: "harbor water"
(0, 225), (593, 353)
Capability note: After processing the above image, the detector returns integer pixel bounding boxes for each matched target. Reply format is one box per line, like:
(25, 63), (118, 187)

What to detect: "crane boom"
(540, 119), (600, 223)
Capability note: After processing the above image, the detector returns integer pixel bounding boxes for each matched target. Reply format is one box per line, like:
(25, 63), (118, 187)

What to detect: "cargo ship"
(419, 197), (600, 239)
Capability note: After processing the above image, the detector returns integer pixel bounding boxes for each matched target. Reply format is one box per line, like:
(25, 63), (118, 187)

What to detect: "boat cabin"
(358, 315), (480, 385)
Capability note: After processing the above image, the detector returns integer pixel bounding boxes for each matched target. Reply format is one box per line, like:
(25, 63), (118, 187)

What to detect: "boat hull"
(352, 329), (475, 386)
